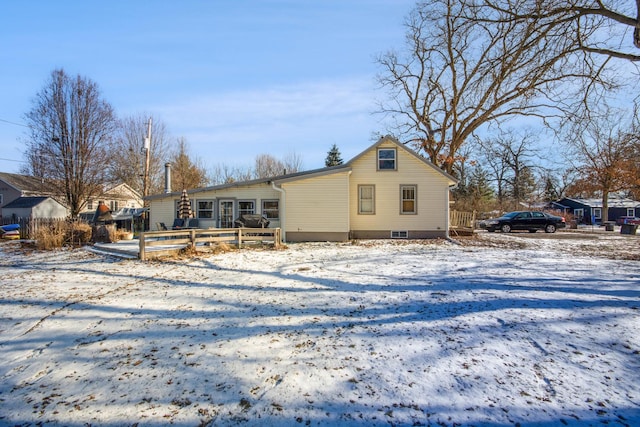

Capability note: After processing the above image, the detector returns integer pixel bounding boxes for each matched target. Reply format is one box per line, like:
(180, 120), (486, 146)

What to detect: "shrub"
(68, 222), (92, 246)
(34, 220), (93, 249)
(34, 222), (67, 250)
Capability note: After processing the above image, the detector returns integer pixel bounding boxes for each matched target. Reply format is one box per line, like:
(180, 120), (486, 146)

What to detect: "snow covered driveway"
(0, 233), (639, 426)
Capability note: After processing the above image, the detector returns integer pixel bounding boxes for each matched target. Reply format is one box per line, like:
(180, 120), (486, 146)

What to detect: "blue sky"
(0, 1), (416, 174)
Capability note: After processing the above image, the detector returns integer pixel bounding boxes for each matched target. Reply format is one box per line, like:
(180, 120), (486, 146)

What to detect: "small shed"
(1, 196), (68, 220)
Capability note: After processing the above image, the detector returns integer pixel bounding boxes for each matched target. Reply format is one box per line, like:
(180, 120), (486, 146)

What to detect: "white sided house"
(147, 136), (458, 242)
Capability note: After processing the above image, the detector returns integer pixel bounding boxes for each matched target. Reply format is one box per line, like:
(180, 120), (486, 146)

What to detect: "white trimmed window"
(593, 208), (602, 220)
(377, 148), (396, 170)
(239, 200), (255, 216)
(400, 185), (417, 214)
(197, 200), (214, 218)
(262, 200), (279, 220)
(628, 208), (635, 217)
(358, 185), (375, 214)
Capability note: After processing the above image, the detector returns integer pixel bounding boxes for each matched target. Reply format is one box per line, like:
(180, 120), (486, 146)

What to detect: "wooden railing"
(449, 210), (476, 230)
(138, 228), (281, 260)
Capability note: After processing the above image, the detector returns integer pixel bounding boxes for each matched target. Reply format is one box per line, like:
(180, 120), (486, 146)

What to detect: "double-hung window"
(239, 200), (255, 216)
(197, 200), (214, 218)
(377, 148), (396, 170)
(400, 185), (417, 214)
(593, 208), (602, 221)
(358, 185), (375, 214)
(262, 200), (279, 220)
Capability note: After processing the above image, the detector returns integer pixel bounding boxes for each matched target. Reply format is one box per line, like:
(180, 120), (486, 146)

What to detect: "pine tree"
(325, 144), (344, 167)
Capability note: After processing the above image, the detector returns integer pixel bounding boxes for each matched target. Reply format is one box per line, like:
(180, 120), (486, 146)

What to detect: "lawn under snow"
(0, 232), (639, 427)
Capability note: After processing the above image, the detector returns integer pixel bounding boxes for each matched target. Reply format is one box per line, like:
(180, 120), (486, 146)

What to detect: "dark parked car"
(479, 211), (566, 233)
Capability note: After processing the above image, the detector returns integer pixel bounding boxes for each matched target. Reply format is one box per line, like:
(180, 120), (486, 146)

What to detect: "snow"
(1, 232), (639, 426)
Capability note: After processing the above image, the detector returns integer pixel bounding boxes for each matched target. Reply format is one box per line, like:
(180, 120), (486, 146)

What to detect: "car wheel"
(501, 224), (512, 233)
(545, 224), (557, 233)
(528, 229), (537, 233)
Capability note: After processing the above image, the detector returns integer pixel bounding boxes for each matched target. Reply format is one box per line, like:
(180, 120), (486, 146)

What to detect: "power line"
(0, 156), (24, 164)
(0, 118), (30, 128)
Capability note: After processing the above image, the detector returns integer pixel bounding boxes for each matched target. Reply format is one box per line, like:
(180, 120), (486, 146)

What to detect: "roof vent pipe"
(164, 163), (171, 194)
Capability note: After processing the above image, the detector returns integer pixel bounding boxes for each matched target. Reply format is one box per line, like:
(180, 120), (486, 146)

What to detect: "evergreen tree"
(468, 166), (495, 211)
(325, 144), (344, 167)
(542, 174), (559, 202)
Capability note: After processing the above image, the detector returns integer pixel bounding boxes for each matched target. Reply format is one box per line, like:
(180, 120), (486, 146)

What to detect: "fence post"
(238, 228), (243, 249)
(139, 232), (146, 260)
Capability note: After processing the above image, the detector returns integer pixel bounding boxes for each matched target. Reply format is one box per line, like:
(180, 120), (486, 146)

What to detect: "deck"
(90, 228), (281, 260)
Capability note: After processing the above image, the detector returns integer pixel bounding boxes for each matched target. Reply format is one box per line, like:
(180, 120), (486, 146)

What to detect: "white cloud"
(152, 77), (384, 169)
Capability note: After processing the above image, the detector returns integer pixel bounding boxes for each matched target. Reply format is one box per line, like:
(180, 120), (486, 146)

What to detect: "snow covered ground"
(0, 231), (639, 426)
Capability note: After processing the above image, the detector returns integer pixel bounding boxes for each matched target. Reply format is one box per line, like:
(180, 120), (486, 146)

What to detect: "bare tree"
(23, 69), (117, 217)
(538, 167), (577, 202)
(109, 114), (171, 196)
(478, 130), (539, 209)
(254, 154), (286, 179)
(282, 150), (304, 174)
(169, 138), (209, 190)
(563, 103), (638, 222)
(376, 0), (608, 174)
(481, 0), (640, 62)
(628, 137), (640, 199)
(209, 163), (253, 185)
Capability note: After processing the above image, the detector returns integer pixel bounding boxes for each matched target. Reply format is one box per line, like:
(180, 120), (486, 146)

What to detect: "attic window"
(378, 148), (396, 170)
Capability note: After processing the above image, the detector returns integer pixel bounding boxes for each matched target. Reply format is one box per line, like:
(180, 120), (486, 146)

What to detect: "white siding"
(282, 172), (350, 233)
(148, 183), (282, 230)
(32, 199), (68, 218)
(350, 141), (450, 231)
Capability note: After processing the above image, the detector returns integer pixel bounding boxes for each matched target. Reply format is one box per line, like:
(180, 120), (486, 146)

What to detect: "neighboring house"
(0, 171), (143, 220)
(2, 196), (68, 220)
(553, 197), (640, 224)
(78, 183), (143, 219)
(147, 136), (458, 241)
(0, 172), (53, 213)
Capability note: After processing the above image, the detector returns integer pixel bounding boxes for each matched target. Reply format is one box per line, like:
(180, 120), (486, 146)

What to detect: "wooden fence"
(138, 228), (281, 260)
(1, 217), (71, 240)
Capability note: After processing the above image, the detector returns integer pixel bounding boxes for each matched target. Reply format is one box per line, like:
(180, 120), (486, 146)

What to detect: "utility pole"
(143, 118), (152, 198)
(140, 118), (152, 232)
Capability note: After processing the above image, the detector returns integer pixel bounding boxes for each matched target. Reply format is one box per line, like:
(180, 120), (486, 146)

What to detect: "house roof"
(2, 196), (54, 209)
(561, 197), (640, 209)
(146, 163), (352, 201)
(0, 172), (47, 193)
(101, 183), (142, 200)
(145, 135), (458, 201)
